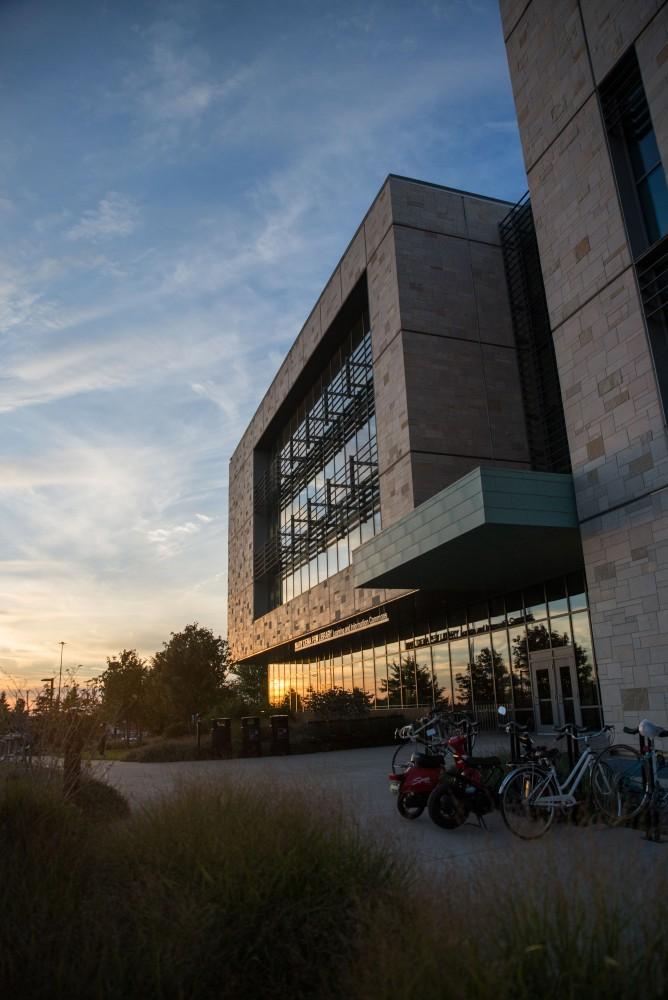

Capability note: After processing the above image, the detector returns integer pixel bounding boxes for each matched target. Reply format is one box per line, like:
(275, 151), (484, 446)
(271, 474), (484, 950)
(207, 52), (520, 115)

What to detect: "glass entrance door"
(529, 648), (582, 732)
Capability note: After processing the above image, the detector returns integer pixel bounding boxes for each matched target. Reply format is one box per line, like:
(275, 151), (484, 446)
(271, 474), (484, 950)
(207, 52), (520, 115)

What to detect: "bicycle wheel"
(391, 740), (423, 772)
(501, 766), (555, 840)
(591, 744), (648, 824)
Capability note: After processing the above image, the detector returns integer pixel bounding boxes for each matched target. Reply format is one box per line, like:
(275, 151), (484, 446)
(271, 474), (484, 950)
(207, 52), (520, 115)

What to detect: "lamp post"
(57, 642), (66, 705)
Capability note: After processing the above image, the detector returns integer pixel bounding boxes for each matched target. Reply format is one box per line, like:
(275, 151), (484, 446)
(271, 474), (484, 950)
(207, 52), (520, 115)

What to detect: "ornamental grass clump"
(1, 768), (666, 1000)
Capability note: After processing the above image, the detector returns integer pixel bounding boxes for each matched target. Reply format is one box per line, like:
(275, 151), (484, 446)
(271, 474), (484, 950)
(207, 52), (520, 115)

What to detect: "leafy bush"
(302, 685), (372, 719)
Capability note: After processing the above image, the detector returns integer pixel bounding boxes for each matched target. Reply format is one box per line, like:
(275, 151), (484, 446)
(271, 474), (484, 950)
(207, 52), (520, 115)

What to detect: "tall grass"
(1, 768), (666, 999)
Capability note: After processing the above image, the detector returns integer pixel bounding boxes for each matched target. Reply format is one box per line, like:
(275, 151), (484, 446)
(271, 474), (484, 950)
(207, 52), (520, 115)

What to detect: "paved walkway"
(94, 745), (662, 881)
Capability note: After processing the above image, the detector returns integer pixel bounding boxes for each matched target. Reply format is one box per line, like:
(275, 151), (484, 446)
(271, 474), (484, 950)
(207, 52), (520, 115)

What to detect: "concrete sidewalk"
(94, 744), (662, 879)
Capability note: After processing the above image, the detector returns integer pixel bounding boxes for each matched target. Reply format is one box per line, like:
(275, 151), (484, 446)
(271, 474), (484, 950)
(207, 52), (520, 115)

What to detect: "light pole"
(57, 642), (66, 705)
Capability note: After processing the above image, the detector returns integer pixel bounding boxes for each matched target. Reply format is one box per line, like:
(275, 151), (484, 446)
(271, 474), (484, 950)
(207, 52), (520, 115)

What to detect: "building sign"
(294, 609), (389, 652)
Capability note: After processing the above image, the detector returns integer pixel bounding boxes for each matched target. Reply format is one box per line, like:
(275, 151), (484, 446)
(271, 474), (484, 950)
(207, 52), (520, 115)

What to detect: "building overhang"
(352, 467), (582, 599)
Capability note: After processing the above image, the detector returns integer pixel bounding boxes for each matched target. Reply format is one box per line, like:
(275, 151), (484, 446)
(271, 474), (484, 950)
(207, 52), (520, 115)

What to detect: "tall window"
(254, 313), (380, 614)
(601, 46), (668, 414)
(600, 46), (668, 257)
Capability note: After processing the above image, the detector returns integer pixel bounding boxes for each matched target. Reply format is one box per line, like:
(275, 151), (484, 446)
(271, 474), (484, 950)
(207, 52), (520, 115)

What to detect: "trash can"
(211, 717), (232, 756)
(270, 714), (289, 755)
(241, 716), (262, 757)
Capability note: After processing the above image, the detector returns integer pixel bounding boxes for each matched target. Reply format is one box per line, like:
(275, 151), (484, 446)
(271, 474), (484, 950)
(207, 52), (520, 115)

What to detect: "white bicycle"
(499, 722), (616, 839)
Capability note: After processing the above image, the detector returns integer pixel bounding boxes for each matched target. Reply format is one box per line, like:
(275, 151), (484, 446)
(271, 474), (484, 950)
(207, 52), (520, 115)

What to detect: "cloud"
(66, 192), (139, 242)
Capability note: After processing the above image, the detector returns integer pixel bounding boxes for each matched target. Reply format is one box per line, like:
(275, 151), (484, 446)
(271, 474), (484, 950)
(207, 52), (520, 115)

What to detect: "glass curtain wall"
(255, 312), (381, 612)
(267, 573), (603, 729)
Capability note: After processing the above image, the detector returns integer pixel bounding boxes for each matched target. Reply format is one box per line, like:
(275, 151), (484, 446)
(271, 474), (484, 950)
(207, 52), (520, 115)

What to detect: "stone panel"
(389, 175), (468, 239)
(636, 3), (668, 178)
(364, 178), (393, 260)
(394, 227), (478, 341)
(551, 268), (666, 520)
(367, 226), (401, 360)
(581, 0), (663, 82)
(481, 343), (531, 462)
(470, 242), (515, 347)
(378, 450), (414, 529)
(373, 330), (411, 504)
(463, 196), (511, 245)
(411, 453), (528, 508)
(505, 0), (593, 172)
(320, 268), (342, 337)
(403, 332), (492, 456)
(528, 94), (632, 330)
(330, 566), (358, 622)
(499, 0), (532, 41)
(340, 226), (367, 301)
(581, 495), (668, 730)
(301, 303), (323, 365)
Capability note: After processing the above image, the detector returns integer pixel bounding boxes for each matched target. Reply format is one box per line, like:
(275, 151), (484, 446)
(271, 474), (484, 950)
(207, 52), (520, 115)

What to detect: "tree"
(151, 623), (230, 725)
(100, 649), (149, 736)
(0, 691), (10, 731)
(227, 662), (268, 711)
(381, 655), (444, 707)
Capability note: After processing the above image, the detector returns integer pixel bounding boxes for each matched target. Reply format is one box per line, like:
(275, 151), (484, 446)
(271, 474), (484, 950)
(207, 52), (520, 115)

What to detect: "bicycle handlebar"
(501, 720), (529, 734)
(555, 723), (613, 743)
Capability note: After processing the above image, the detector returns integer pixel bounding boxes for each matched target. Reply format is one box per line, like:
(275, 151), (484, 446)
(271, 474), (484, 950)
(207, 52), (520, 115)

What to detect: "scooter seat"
(414, 753), (444, 768)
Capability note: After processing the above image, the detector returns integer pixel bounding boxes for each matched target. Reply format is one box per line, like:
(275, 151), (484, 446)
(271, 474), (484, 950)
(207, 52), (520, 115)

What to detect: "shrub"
(72, 776), (130, 821)
(163, 720), (190, 738)
(302, 685), (372, 719)
(1, 770), (667, 999)
(123, 739), (200, 762)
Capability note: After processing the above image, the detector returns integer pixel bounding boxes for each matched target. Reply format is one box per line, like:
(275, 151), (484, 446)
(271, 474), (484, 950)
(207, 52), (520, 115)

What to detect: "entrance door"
(529, 648), (582, 733)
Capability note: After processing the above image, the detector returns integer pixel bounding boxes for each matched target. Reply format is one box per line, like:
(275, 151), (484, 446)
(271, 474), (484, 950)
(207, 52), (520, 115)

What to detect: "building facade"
(501, 0), (668, 727)
(228, 1), (668, 734)
(228, 175), (604, 732)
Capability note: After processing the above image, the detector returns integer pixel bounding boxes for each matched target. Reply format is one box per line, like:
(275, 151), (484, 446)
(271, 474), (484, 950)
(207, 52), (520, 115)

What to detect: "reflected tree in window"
(381, 655), (443, 706)
(454, 646), (503, 708)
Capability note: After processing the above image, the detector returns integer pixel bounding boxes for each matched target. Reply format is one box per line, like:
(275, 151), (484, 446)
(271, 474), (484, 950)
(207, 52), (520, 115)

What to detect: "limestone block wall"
(501, 0), (668, 727)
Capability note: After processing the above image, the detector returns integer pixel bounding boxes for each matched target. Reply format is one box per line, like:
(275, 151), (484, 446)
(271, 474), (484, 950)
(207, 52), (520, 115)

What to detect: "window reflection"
(431, 643), (452, 707)
(450, 638), (472, 710)
(266, 576), (601, 727)
(571, 612), (599, 707)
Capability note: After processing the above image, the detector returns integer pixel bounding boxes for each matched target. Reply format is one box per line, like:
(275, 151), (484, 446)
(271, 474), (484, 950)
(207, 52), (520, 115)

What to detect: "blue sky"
(0, 0), (526, 693)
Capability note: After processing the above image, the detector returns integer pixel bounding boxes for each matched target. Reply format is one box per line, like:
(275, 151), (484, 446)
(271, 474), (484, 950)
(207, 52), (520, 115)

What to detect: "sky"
(0, 0), (527, 695)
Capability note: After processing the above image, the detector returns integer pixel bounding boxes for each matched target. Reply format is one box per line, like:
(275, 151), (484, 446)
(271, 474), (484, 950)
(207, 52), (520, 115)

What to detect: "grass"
(1, 765), (666, 999)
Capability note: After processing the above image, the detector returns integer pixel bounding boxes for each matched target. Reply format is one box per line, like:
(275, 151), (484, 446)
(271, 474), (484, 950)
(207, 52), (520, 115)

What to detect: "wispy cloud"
(0, 0), (525, 688)
(66, 192), (139, 242)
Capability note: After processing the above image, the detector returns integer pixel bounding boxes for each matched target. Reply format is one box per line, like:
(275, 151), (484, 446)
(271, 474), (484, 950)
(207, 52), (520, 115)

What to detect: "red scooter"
(388, 749), (446, 818)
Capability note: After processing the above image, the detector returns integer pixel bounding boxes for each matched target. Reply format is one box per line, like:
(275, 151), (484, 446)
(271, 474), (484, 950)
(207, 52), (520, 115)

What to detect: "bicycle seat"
(639, 719), (668, 739)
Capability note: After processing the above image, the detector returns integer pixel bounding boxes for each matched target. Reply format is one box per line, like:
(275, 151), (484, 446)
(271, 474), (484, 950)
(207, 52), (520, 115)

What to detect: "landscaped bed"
(1, 764), (666, 999)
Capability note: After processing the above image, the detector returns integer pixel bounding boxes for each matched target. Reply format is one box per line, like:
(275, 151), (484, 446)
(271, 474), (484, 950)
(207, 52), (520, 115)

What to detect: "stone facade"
(228, 175), (529, 663)
(501, 0), (668, 728)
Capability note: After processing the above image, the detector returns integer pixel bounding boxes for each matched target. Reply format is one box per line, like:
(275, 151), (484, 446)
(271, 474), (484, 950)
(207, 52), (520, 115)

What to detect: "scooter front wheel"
(427, 783), (468, 829)
(397, 792), (425, 819)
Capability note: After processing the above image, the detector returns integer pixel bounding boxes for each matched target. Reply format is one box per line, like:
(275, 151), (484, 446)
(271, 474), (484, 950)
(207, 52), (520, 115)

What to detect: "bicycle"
(427, 709), (559, 831)
(391, 711), (476, 772)
(594, 718), (668, 841)
(499, 722), (615, 839)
